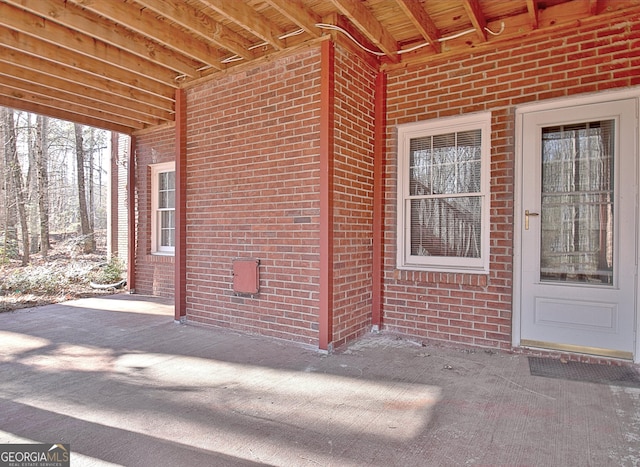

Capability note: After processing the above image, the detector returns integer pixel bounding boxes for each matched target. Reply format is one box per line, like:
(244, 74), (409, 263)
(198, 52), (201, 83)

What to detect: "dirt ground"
(0, 232), (124, 313)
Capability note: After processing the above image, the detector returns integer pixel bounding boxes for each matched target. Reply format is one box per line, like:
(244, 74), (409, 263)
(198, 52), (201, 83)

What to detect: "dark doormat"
(528, 357), (640, 388)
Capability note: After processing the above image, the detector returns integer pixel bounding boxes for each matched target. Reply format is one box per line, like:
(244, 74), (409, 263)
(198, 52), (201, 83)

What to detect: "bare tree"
(74, 123), (95, 253)
(0, 109), (18, 261)
(3, 108), (29, 264)
(36, 115), (51, 256)
(25, 113), (40, 254)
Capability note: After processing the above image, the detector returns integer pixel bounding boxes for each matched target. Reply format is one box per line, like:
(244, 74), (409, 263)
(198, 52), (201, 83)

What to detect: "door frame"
(513, 88), (640, 363)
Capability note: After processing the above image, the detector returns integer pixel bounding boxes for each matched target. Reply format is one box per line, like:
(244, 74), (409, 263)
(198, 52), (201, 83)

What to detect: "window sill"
(151, 251), (175, 257)
(397, 264), (489, 275)
(147, 253), (175, 263)
(394, 268), (489, 287)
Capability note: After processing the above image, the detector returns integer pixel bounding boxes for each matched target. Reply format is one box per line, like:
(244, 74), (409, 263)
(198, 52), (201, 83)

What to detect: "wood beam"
(0, 26), (176, 101)
(199, 0), (287, 50)
(0, 83), (147, 130)
(136, 0), (254, 60)
(0, 65), (165, 126)
(0, 2), (181, 87)
(0, 45), (174, 115)
(329, 0), (399, 61)
(0, 94), (135, 134)
(4, 0), (199, 77)
(394, 0), (441, 53)
(265, 0), (322, 37)
(68, 0), (224, 70)
(384, 0), (629, 71)
(462, 0), (487, 42)
(526, 0), (539, 29)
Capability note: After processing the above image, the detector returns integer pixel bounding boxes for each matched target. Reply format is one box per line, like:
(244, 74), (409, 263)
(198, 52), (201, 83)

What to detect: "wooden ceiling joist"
(0, 87), (149, 131)
(526, 0), (539, 29)
(462, 0), (488, 42)
(265, 0), (322, 38)
(0, 94), (134, 134)
(0, 0), (636, 134)
(0, 26), (175, 102)
(0, 84), (145, 131)
(67, 0), (225, 71)
(0, 2), (182, 87)
(394, 0), (441, 53)
(0, 63), (166, 126)
(136, 0), (254, 61)
(200, 0), (287, 51)
(0, 45), (173, 116)
(4, 0), (199, 77)
(330, 0), (399, 61)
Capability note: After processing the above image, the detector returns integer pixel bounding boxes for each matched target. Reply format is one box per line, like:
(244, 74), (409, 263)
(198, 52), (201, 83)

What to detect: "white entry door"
(519, 98), (637, 359)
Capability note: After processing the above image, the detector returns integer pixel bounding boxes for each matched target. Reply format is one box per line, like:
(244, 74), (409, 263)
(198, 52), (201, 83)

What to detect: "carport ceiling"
(0, 0), (637, 134)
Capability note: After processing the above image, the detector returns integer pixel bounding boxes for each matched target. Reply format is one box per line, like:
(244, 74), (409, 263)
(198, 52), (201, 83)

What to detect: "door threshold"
(520, 339), (633, 361)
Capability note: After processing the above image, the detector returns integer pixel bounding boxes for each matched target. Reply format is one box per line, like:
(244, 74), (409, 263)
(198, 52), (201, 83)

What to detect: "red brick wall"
(184, 48), (323, 345)
(331, 46), (377, 348)
(384, 14), (640, 350)
(133, 125), (175, 298)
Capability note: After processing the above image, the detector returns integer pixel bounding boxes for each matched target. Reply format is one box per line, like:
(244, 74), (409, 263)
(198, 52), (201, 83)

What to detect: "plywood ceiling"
(0, 0), (637, 134)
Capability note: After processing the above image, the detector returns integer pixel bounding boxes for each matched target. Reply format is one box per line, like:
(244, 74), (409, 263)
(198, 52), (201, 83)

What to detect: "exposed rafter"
(265, 0), (322, 37)
(0, 45), (174, 115)
(67, 0), (225, 71)
(0, 25), (175, 101)
(0, 80), (147, 130)
(0, 63), (164, 126)
(0, 2), (181, 86)
(394, 0), (441, 53)
(462, 0), (488, 42)
(0, 94), (134, 134)
(329, 0), (399, 61)
(526, 0), (539, 29)
(3, 0), (198, 77)
(200, 0), (287, 51)
(136, 0), (254, 61)
(0, 0), (635, 134)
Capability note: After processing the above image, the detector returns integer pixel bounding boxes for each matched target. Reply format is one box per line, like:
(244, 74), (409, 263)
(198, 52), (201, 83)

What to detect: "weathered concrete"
(0, 294), (638, 466)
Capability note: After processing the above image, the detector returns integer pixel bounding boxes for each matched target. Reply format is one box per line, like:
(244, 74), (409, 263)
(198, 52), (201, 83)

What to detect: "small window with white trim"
(397, 112), (490, 273)
(151, 161), (175, 255)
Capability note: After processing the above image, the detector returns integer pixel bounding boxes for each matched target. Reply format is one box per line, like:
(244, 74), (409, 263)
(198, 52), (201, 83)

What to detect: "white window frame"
(150, 161), (176, 255)
(396, 112), (491, 273)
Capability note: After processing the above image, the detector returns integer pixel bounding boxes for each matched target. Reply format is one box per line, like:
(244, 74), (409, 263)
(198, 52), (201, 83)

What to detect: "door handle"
(525, 210), (539, 230)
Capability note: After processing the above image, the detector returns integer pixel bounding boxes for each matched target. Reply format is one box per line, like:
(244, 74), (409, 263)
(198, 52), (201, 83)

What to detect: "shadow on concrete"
(1, 295), (639, 466)
(1, 398), (268, 466)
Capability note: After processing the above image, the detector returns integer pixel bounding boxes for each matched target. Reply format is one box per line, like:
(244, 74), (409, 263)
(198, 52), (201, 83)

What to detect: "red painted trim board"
(319, 40), (335, 350)
(127, 135), (136, 293)
(174, 88), (187, 321)
(372, 71), (386, 328)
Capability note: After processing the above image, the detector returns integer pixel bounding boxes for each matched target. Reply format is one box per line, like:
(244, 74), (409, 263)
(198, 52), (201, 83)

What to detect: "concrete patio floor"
(0, 294), (639, 466)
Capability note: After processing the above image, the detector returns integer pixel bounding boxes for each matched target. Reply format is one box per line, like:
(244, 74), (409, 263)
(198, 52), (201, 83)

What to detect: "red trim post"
(319, 40), (335, 351)
(109, 132), (119, 261)
(174, 88), (187, 322)
(372, 71), (386, 329)
(127, 135), (136, 293)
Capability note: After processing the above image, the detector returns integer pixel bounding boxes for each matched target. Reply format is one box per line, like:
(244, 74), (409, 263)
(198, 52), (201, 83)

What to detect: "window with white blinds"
(151, 161), (176, 255)
(397, 113), (490, 273)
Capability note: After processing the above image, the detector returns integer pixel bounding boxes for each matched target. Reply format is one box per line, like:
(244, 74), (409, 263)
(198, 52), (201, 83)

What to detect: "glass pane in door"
(540, 120), (614, 285)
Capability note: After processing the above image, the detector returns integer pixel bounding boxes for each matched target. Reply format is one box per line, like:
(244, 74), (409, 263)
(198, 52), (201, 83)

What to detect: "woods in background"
(0, 107), (109, 264)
